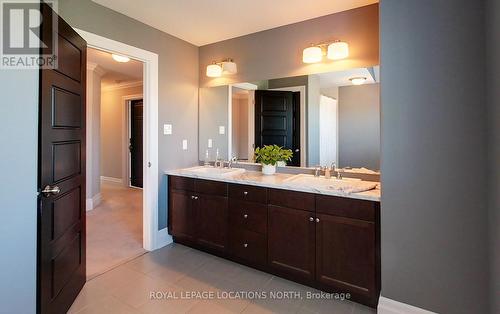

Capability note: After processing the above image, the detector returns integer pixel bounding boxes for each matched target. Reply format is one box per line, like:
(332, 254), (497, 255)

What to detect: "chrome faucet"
(228, 157), (237, 168)
(314, 166), (321, 177)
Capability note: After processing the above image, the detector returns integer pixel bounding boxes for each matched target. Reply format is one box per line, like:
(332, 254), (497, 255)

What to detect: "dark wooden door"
(38, 3), (87, 313)
(130, 99), (143, 188)
(196, 194), (228, 252)
(170, 190), (196, 241)
(315, 213), (376, 299)
(255, 90), (300, 166)
(267, 205), (315, 282)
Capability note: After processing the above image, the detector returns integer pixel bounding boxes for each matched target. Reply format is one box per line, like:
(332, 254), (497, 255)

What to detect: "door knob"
(41, 185), (60, 197)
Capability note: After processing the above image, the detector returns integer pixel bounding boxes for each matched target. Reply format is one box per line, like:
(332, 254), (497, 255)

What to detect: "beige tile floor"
(69, 243), (376, 314)
(86, 182), (145, 279)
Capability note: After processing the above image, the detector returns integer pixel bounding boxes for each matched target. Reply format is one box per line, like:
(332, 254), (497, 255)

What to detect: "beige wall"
(199, 4), (379, 87)
(100, 85), (143, 180)
(86, 65), (103, 200)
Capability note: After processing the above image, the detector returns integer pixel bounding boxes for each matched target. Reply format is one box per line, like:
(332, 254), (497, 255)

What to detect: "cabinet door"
(268, 205), (315, 282)
(196, 194), (228, 252)
(316, 213), (376, 298)
(170, 190), (195, 241)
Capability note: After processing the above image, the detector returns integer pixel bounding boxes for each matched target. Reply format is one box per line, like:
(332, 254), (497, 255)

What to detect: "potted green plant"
(254, 145), (293, 175)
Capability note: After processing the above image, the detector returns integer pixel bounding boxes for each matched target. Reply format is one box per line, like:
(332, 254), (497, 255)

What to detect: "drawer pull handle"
(243, 243), (248, 248)
(243, 214), (248, 219)
(243, 191), (248, 195)
(309, 217), (314, 222)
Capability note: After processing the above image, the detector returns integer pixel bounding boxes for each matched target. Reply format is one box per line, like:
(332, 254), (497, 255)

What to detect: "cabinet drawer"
(196, 179), (227, 196)
(269, 189), (315, 212)
(229, 199), (267, 234)
(229, 184), (267, 203)
(229, 228), (267, 266)
(316, 195), (377, 222)
(170, 176), (195, 191)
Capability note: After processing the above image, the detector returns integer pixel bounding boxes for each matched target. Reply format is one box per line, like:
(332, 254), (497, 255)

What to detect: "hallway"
(86, 182), (144, 279)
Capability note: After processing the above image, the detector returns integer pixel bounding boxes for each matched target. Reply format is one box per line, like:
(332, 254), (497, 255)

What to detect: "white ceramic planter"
(262, 164), (277, 175)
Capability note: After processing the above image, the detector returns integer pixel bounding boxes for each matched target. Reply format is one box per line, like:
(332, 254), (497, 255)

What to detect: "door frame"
(122, 94), (144, 189)
(76, 29), (161, 251)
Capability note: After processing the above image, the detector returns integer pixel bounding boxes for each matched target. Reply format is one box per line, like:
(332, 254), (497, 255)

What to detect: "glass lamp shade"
(327, 41), (349, 60)
(302, 46), (323, 63)
(221, 61), (237, 74)
(206, 64), (222, 77)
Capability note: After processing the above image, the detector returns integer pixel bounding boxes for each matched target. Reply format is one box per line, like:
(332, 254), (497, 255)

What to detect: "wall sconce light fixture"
(206, 59), (237, 77)
(302, 40), (349, 64)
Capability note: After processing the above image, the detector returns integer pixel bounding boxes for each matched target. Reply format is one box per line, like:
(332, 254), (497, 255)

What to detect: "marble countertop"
(165, 167), (381, 202)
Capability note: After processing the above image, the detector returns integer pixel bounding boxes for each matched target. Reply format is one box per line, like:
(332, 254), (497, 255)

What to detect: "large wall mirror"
(199, 66), (380, 173)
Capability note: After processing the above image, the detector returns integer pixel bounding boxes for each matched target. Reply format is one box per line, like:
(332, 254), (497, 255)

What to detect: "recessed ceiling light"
(112, 54), (130, 63)
(349, 77), (367, 85)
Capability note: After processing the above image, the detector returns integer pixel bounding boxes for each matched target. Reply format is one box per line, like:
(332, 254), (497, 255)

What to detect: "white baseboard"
(86, 193), (102, 211)
(378, 296), (437, 314)
(155, 228), (173, 250)
(100, 176), (123, 184)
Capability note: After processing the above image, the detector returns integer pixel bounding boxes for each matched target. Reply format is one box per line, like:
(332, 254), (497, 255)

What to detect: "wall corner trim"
(378, 297), (437, 314)
(86, 193), (102, 211)
(155, 228), (172, 250)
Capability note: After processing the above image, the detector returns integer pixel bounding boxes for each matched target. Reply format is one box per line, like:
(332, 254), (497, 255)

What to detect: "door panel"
(316, 214), (376, 297)
(196, 194), (228, 252)
(170, 190), (196, 240)
(267, 205), (315, 282)
(38, 4), (87, 313)
(254, 90), (300, 166)
(130, 99), (143, 188)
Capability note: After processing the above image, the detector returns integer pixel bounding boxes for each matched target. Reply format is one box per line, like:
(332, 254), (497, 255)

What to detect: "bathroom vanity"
(166, 167), (381, 308)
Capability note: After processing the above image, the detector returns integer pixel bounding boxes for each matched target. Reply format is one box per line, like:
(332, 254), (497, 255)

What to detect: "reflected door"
(254, 90), (300, 166)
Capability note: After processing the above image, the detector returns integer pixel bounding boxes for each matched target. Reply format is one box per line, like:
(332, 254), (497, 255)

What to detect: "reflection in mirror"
(199, 66), (380, 173)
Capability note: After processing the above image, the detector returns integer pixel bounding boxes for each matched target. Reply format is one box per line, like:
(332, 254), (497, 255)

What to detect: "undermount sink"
(283, 174), (377, 194)
(180, 166), (245, 177)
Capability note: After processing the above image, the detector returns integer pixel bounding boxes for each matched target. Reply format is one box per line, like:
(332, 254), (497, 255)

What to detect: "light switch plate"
(208, 139), (213, 148)
(219, 126), (225, 135)
(164, 124), (172, 135)
(182, 139), (188, 150)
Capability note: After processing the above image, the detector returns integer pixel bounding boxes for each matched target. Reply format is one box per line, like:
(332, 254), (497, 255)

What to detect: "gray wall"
(199, 4), (379, 87)
(486, 0), (500, 312)
(380, 1), (489, 313)
(198, 86), (229, 161)
(58, 0), (199, 229)
(338, 84), (380, 170)
(0, 70), (38, 313)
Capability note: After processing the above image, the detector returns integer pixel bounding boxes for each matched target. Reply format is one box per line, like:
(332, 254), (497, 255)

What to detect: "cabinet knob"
(315, 218), (320, 223)
(243, 243), (248, 248)
(243, 191), (248, 196)
(309, 217), (314, 222)
(191, 195), (198, 200)
(243, 214), (248, 219)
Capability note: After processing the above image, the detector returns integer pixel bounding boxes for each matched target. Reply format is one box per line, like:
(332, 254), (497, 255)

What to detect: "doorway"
(86, 47), (145, 278)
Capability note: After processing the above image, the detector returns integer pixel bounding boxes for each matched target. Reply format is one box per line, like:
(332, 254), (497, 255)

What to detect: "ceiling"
(87, 48), (143, 86)
(91, 0), (378, 46)
(318, 66), (379, 88)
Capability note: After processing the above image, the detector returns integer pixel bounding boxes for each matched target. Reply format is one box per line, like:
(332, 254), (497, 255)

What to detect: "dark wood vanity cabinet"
(169, 176), (228, 253)
(168, 176), (380, 308)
